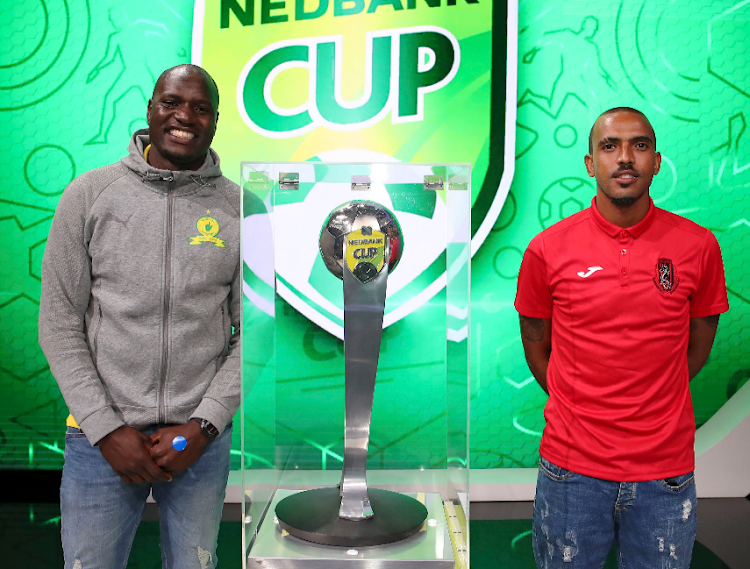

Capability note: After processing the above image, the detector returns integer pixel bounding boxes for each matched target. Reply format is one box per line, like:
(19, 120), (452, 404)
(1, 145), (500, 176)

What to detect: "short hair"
(152, 64), (220, 111)
(588, 107), (655, 153)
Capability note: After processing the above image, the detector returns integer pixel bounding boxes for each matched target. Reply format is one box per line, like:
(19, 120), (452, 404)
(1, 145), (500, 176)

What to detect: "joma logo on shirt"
(577, 266), (603, 278)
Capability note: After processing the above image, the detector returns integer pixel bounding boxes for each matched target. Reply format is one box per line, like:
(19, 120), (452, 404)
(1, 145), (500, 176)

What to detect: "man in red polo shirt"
(515, 107), (728, 569)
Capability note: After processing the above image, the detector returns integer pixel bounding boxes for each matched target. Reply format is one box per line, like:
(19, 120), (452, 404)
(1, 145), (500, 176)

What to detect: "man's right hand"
(98, 426), (172, 484)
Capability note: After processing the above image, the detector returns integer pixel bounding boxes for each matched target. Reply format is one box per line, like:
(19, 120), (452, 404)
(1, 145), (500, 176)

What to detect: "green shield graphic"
(194, 0), (517, 331)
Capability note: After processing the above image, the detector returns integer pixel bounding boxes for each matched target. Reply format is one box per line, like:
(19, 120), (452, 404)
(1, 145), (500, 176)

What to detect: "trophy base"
(275, 487), (428, 546)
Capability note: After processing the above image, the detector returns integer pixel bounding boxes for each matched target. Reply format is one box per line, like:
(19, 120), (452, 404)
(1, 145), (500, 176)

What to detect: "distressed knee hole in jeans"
(554, 531), (578, 563)
(72, 560), (82, 569)
(682, 499), (692, 521)
(197, 546), (213, 569)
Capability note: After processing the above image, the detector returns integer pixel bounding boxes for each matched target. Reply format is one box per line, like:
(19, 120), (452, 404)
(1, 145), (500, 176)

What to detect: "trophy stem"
(339, 258), (389, 520)
(274, 201), (427, 546)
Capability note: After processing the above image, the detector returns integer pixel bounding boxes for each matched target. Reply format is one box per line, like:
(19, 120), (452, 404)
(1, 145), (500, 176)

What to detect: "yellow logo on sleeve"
(189, 214), (226, 248)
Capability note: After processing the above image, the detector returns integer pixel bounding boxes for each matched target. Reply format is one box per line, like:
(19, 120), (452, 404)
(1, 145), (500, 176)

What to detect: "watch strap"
(191, 417), (219, 439)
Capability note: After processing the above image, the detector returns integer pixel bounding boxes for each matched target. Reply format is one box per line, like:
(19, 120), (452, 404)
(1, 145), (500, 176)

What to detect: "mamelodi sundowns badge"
(195, 0), (517, 328)
(346, 227), (386, 283)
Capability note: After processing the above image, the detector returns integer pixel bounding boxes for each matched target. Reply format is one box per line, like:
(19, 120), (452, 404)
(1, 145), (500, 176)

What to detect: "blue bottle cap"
(172, 436), (187, 451)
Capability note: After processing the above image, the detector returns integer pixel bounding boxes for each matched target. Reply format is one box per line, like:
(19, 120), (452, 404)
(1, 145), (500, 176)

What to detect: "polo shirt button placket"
(619, 230), (631, 287)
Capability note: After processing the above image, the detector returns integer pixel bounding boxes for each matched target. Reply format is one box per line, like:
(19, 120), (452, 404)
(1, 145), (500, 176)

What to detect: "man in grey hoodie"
(39, 64), (240, 568)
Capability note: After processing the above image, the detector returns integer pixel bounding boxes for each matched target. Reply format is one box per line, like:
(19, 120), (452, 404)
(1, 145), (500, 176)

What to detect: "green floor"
(0, 504), (730, 568)
(1, 504), (242, 569)
(469, 519), (729, 569)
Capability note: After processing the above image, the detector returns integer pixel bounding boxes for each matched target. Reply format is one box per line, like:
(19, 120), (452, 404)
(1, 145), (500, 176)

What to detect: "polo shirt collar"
(589, 196), (655, 238)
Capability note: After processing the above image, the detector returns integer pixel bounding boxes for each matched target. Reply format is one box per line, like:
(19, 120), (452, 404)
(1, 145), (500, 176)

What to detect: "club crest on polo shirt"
(654, 258), (679, 294)
(189, 210), (226, 248)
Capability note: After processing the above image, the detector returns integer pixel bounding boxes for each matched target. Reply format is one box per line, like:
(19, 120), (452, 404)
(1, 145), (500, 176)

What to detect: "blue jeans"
(61, 424), (232, 569)
(532, 456), (697, 569)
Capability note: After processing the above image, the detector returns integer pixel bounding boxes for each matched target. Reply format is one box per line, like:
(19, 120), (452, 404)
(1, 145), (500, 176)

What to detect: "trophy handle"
(338, 239), (390, 520)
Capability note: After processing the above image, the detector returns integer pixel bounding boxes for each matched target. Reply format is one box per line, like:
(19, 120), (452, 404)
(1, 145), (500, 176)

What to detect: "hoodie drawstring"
(190, 175), (215, 188)
(141, 172), (175, 183)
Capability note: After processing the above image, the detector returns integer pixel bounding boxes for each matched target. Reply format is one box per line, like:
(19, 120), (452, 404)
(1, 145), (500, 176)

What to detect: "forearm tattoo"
(519, 315), (545, 342)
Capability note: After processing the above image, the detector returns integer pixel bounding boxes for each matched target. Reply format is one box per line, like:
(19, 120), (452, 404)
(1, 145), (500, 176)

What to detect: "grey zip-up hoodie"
(39, 130), (241, 446)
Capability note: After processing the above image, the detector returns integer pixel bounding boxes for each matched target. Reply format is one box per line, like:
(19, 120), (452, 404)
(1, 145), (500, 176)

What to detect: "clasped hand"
(98, 422), (209, 484)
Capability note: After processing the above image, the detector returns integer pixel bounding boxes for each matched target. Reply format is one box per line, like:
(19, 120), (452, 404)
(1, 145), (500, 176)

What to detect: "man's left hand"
(149, 421), (210, 475)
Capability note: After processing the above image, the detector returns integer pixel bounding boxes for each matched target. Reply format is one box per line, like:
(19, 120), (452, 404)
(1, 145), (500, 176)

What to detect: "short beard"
(609, 196), (638, 207)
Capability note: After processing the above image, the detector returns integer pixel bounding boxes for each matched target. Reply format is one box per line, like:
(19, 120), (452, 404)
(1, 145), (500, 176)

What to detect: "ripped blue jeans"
(532, 456), (696, 569)
(61, 424), (231, 569)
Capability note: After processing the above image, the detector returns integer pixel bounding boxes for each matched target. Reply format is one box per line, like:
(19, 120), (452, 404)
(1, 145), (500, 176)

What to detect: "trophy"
(274, 201), (429, 546)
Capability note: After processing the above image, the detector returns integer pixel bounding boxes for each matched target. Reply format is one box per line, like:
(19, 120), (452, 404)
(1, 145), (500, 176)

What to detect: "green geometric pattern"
(0, 0), (195, 468)
(1, 0), (748, 471)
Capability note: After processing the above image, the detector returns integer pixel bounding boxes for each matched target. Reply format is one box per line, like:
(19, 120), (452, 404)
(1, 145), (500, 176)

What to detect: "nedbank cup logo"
(195, 0), (518, 335)
(237, 27), (459, 137)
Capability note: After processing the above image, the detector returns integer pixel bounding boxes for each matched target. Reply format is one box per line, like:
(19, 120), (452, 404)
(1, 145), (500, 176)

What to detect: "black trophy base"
(275, 487), (429, 547)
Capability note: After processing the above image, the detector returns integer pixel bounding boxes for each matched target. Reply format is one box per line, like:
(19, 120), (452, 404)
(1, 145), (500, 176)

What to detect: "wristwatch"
(191, 417), (220, 439)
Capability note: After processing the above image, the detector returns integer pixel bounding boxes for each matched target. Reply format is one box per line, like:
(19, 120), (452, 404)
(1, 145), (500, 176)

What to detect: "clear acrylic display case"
(240, 162), (470, 568)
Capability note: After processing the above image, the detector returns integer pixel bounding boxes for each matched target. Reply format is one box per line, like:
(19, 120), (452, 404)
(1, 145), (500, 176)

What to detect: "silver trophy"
(275, 201), (428, 546)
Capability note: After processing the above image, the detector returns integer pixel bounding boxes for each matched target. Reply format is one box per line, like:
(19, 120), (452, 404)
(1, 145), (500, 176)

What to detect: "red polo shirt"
(515, 198), (729, 481)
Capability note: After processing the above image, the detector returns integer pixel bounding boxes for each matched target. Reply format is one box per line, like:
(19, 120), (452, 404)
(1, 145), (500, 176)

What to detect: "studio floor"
(2, 499), (748, 568)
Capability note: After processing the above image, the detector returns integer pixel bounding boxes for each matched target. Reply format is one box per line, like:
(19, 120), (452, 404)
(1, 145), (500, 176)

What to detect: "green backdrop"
(0, 0), (747, 471)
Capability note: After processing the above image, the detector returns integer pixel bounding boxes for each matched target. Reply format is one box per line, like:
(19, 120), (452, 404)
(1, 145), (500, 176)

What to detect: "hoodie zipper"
(157, 176), (175, 425)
